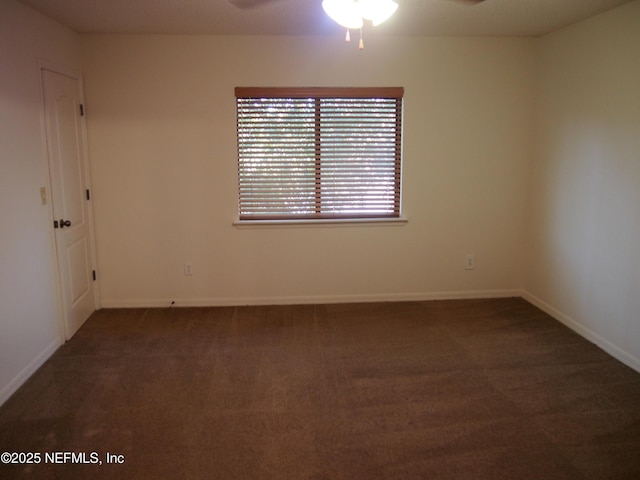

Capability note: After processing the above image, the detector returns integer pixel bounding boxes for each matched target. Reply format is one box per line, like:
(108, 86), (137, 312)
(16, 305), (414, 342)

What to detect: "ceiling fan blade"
(228, 0), (284, 8)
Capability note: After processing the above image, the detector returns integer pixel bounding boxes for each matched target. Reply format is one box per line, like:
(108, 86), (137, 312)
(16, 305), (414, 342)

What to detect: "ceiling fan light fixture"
(322, 0), (364, 29)
(322, 0), (398, 29)
(360, 0), (398, 26)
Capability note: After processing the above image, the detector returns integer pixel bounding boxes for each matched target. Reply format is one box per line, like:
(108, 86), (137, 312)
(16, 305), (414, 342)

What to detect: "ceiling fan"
(228, 0), (487, 47)
(228, 0), (487, 10)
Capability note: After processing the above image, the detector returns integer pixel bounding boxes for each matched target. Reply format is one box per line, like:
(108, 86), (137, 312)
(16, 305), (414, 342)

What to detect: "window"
(235, 87), (403, 221)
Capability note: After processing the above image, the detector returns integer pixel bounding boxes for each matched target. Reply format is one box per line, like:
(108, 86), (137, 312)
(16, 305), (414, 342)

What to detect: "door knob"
(60, 219), (71, 228)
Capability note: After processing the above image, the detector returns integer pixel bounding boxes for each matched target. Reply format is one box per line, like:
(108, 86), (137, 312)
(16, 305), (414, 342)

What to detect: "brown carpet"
(1, 298), (640, 479)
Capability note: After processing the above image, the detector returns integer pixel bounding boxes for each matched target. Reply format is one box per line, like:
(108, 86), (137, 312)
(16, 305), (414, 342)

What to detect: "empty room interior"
(1, 0), (639, 478)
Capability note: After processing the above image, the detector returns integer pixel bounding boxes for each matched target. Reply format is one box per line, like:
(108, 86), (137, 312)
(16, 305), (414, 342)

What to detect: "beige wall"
(525, 1), (640, 369)
(0, 0), (81, 404)
(82, 34), (535, 307)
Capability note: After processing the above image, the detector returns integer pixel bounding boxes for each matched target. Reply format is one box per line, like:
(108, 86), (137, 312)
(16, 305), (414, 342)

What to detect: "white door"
(42, 69), (96, 340)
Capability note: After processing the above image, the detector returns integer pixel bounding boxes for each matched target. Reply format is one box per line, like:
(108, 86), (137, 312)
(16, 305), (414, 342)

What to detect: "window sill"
(233, 217), (408, 229)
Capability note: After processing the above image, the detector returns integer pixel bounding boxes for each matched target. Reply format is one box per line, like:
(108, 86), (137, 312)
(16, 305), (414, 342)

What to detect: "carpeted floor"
(1, 298), (639, 479)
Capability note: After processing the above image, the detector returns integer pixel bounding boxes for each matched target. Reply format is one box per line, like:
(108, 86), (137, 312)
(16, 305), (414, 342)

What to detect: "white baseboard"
(522, 291), (640, 374)
(100, 289), (522, 309)
(0, 338), (61, 407)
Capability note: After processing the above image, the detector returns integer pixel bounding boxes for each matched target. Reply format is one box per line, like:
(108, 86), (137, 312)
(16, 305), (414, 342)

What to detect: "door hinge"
(80, 104), (85, 116)
(86, 189), (91, 200)
(92, 270), (96, 281)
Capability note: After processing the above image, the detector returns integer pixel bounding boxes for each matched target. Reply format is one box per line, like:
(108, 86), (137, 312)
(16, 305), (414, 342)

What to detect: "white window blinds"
(236, 87), (403, 220)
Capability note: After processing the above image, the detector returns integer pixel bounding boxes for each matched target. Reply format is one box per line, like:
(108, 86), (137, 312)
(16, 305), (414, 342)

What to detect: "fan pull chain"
(359, 28), (364, 49)
(345, 29), (351, 42)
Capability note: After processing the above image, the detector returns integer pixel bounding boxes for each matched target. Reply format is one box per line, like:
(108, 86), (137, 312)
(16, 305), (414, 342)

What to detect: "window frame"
(235, 87), (404, 223)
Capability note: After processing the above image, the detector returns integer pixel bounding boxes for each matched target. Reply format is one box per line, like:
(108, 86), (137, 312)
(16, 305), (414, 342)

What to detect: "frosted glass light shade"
(322, 0), (364, 29)
(322, 0), (398, 29)
(360, 0), (398, 26)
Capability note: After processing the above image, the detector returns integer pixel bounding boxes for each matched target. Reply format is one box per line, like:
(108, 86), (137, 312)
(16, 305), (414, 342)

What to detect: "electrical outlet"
(465, 254), (475, 270)
(184, 261), (193, 276)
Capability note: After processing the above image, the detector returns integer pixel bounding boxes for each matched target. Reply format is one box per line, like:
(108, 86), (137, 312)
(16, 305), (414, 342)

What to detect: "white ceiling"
(19, 0), (634, 37)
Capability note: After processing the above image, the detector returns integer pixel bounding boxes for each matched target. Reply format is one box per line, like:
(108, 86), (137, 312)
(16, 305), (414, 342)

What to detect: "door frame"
(38, 60), (100, 342)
